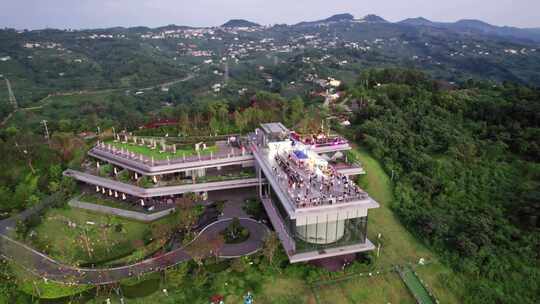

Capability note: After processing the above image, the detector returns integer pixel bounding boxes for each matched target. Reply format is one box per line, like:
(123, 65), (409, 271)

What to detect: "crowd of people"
(272, 151), (368, 208)
(291, 132), (348, 147)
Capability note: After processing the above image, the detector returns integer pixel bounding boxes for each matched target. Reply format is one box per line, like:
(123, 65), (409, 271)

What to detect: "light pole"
(41, 120), (50, 143)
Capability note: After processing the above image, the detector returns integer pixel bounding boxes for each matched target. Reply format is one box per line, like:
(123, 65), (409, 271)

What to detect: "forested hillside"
(345, 69), (539, 303)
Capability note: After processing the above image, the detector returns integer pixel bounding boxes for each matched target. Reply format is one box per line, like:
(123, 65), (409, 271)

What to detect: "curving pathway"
(0, 214), (268, 285)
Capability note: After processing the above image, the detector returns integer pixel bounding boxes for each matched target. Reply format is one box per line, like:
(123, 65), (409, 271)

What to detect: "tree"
(177, 111), (190, 135)
(165, 263), (190, 287)
(13, 173), (39, 209)
(287, 97), (304, 125)
(262, 232), (280, 266)
(233, 110), (248, 132)
(50, 132), (82, 162)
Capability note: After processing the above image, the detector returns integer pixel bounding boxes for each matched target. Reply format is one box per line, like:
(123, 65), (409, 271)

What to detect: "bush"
(222, 217), (250, 244)
(242, 198), (265, 220)
(98, 164), (112, 177)
(139, 176), (152, 188)
(117, 170), (131, 182)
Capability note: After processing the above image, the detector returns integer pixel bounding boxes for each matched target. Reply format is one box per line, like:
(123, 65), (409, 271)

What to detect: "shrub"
(222, 217), (250, 244)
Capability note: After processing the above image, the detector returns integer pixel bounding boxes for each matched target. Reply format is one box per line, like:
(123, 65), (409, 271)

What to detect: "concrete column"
(258, 167), (263, 199)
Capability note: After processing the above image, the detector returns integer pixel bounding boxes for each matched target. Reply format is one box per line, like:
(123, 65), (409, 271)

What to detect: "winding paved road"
(0, 210), (268, 285)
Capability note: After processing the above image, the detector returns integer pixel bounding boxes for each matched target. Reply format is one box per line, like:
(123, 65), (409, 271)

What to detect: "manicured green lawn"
(400, 267), (434, 304)
(106, 140), (219, 160)
(26, 207), (173, 266)
(10, 263), (93, 299)
(316, 272), (415, 304)
(254, 276), (316, 304)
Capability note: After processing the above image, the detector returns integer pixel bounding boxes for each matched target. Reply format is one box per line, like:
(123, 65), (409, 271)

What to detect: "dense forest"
(345, 69), (539, 303)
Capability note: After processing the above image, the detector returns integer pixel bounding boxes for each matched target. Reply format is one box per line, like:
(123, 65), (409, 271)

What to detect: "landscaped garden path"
(0, 207), (268, 285)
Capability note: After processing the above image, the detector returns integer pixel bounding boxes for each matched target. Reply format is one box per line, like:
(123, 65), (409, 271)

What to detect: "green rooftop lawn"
(25, 206), (176, 266)
(105, 140), (219, 160)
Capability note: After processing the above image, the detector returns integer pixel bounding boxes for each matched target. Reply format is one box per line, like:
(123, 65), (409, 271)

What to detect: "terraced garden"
(105, 140), (219, 160)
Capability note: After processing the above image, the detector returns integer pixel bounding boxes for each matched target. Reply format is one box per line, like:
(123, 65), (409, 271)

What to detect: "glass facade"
(268, 187), (368, 254)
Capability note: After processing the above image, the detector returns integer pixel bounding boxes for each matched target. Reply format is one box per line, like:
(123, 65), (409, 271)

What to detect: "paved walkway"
(0, 207), (268, 285)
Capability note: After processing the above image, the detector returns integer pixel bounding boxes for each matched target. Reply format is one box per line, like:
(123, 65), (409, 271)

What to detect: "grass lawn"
(26, 206), (175, 266)
(316, 272), (415, 304)
(253, 276), (316, 304)
(83, 272), (318, 304)
(106, 140), (219, 160)
(414, 261), (463, 304)
(10, 263), (93, 299)
(400, 266), (435, 304)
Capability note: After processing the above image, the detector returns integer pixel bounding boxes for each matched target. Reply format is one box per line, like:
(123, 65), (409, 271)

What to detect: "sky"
(1, 0), (539, 30)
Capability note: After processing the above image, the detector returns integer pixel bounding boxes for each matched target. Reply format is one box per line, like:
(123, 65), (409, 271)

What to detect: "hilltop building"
(64, 123), (378, 263)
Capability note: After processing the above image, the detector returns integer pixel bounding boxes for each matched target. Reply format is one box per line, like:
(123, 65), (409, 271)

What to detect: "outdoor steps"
(261, 197), (296, 254)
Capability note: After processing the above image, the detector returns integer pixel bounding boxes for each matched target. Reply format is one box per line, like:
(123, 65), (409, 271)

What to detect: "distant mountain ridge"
(221, 19), (260, 28)
(10, 13), (540, 43)
(360, 14), (388, 23)
(399, 17), (540, 42)
(296, 13), (390, 26)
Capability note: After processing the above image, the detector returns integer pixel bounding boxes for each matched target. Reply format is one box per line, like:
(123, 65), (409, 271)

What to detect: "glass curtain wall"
(269, 187), (368, 254)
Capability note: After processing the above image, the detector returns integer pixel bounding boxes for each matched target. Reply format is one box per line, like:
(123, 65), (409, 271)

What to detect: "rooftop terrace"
(251, 135), (378, 218)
